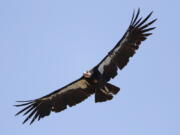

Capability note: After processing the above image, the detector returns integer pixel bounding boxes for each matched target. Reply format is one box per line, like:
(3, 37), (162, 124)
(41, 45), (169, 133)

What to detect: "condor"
(15, 9), (156, 124)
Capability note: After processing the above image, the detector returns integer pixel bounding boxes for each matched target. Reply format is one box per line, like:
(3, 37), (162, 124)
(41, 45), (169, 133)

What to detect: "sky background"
(0, 0), (180, 135)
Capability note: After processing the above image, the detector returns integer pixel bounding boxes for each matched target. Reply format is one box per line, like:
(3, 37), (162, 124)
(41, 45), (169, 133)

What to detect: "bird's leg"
(93, 79), (98, 83)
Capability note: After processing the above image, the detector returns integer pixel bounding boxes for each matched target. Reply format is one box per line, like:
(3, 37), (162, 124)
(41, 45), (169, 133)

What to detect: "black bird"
(15, 9), (157, 124)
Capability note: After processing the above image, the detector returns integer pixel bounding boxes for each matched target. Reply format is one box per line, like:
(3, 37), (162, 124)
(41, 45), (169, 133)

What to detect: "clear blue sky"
(1, 0), (179, 135)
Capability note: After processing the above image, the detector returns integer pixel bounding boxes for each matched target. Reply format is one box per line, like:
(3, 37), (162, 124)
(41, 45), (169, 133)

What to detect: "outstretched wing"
(95, 9), (157, 81)
(15, 77), (93, 124)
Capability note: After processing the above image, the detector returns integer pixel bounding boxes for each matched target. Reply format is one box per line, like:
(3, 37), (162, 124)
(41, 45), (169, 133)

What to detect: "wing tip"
(130, 8), (141, 26)
(14, 99), (39, 124)
(130, 8), (157, 29)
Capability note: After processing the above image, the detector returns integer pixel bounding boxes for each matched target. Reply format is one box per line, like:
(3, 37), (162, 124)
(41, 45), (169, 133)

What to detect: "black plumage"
(15, 9), (156, 124)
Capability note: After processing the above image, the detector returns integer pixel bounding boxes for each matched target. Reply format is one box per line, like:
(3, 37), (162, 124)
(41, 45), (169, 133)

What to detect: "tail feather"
(106, 83), (120, 95)
(95, 88), (113, 103)
(95, 83), (120, 103)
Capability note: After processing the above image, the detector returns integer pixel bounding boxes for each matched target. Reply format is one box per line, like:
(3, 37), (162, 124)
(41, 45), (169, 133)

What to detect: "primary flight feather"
(15, 9), (157, 124)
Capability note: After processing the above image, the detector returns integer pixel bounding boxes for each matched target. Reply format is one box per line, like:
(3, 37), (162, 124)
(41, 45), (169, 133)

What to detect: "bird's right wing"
(15, 77), (93, 124)
(94, 9), (157, 82)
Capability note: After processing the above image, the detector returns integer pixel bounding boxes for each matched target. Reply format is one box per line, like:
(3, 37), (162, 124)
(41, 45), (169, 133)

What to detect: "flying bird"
(15, 9), (157, 124)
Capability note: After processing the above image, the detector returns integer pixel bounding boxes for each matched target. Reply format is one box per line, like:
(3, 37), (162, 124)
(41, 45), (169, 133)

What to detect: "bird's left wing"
(95, 9), (157, 82)
(15, 77), (93, 124)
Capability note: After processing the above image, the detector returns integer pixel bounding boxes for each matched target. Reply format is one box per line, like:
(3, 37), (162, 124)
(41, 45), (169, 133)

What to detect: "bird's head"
(83, 71), (92, 78)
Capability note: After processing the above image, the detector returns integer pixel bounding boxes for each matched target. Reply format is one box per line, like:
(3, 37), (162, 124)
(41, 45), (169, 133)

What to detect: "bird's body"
(15, 9), (157, 124)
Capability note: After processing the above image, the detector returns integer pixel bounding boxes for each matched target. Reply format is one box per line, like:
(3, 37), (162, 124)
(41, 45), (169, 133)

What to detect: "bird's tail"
(95, 83), (120, 103)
